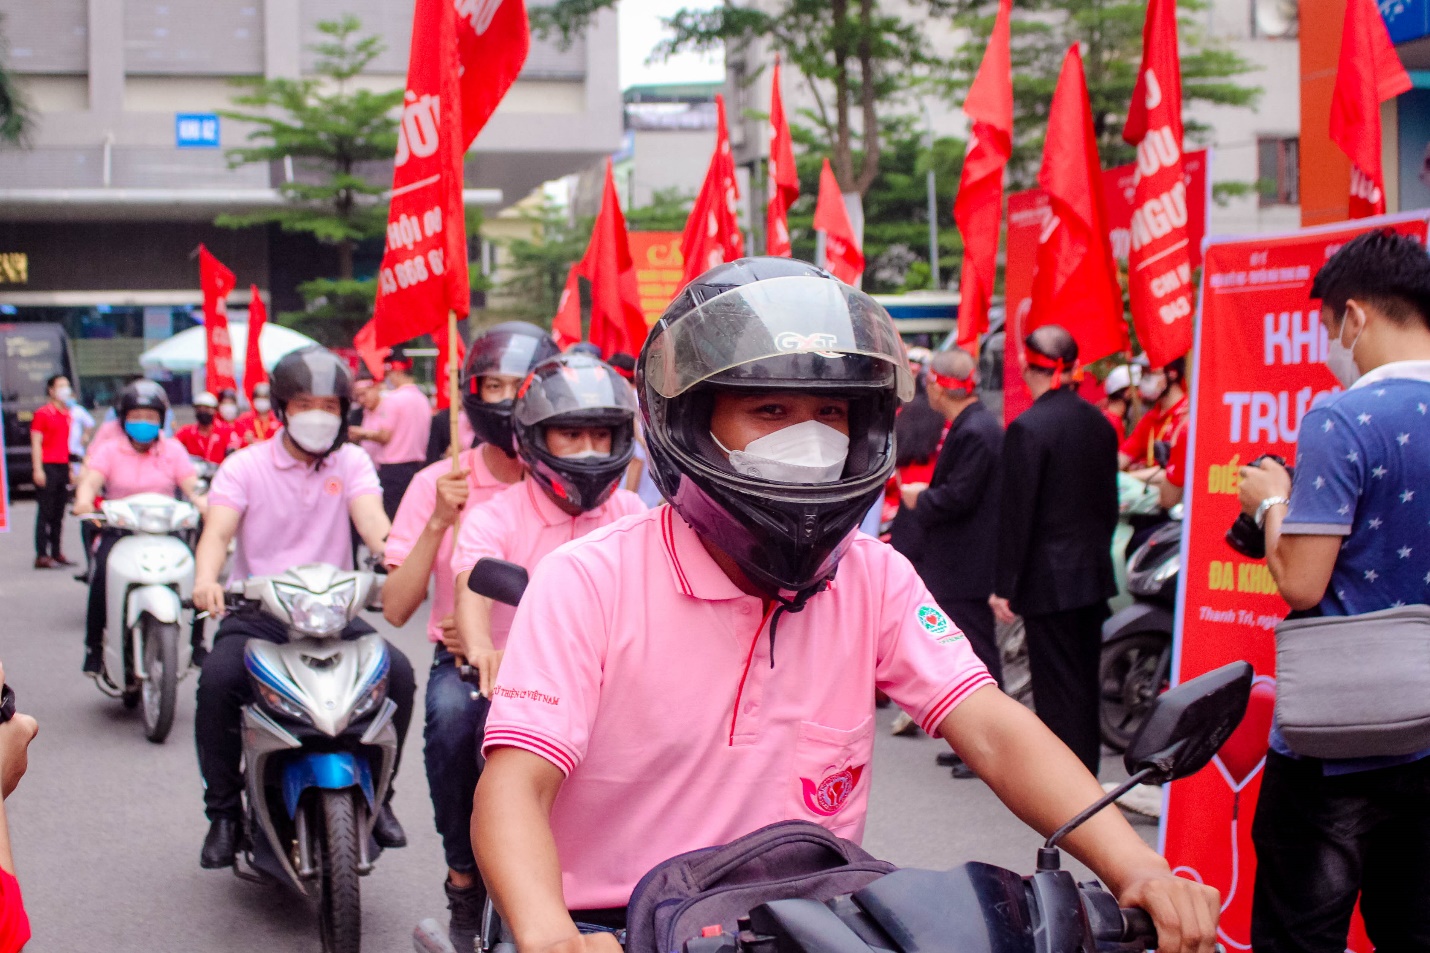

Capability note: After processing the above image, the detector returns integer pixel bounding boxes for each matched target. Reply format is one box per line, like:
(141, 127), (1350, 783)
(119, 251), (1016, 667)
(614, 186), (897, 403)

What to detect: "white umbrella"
(139, 322), (317, 376)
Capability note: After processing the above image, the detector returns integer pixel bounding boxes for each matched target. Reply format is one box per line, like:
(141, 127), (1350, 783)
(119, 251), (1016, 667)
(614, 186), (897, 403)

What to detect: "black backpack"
(624, 820), (896, 953)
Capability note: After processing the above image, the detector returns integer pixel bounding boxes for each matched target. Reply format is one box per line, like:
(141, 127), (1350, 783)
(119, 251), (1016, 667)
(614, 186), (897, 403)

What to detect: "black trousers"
(1251, 751), (1430, 953)
(35, 462), (68, 558)
(84, 531), (123, 656)
(194, 613), (416, 821)
(1023, 602), (1108, 775)
(378, 460), (425, 520)
(938, 597), (1003, 689)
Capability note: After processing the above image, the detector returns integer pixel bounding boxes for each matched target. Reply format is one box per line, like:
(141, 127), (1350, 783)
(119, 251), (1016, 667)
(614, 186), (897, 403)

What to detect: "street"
(0, 500), (1153, 953)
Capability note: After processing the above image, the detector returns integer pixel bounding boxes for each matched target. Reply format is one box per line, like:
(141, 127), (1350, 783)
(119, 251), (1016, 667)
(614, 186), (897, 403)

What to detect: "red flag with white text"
(1330, 0), (1412, 218)
(1030, 46), (1128, 364)
(952, 0), (1013, 352)
(1123, 0), (1195, 367)
(580, 160), (649, 359)
(199, 245), (237, 394)
(680, 95), (744, 287)
(767, 59), (799, 257)
(813, 159), (864, 285)
(455, 0), (529, 148)
(372, 0), (470, 347)
(244, 285), (268, 402)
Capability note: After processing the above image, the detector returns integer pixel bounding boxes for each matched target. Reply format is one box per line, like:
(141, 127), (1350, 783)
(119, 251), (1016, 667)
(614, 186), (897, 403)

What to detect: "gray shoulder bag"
(1274, 604), (1430, 759)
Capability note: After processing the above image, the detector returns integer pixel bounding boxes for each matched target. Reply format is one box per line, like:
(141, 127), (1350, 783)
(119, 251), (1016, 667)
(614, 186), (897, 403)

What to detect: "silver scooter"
(217, 564), (397, 953)
(82, 492), (199, 743)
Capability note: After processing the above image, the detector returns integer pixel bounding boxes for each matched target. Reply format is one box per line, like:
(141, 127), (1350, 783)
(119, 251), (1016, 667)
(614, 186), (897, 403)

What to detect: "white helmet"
(193, 391), (219, 409)
(1103, 364), (1140, 398)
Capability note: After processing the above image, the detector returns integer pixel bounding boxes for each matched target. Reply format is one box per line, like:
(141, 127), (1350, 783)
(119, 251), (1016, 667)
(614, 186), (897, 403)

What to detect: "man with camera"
(1238, 229), (1430, 952)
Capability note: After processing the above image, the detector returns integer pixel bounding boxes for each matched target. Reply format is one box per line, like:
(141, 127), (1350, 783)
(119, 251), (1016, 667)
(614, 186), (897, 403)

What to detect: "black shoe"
(949, 761), (980, 780)
(74, 570), (91, 583)
(191, 644), (209, 669)
(82, 648), (103, 675)
(935, 751), (961, 768)
(445, 877), (487, 953)
(372, 802), (407, 849)
(201, 817), (240, 869)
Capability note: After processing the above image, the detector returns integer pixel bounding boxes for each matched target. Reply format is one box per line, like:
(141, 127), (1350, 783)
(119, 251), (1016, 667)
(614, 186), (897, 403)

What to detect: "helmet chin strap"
(765, 577), (832, 668)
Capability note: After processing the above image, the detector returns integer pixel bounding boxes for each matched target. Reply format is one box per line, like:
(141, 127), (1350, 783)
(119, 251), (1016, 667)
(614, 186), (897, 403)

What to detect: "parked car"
(1, 323), (80, 492)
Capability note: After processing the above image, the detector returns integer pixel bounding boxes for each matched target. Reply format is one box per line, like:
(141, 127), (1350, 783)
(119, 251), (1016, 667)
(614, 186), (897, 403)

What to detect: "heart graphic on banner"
(1212, 676), (1276, 792)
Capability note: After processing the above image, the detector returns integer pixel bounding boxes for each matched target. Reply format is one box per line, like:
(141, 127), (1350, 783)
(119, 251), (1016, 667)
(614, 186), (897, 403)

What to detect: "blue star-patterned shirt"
(1277, 361), (1430, 772)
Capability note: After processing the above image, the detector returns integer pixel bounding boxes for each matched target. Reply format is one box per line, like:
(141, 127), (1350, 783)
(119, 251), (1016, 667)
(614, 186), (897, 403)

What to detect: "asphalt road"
(0, 500), (1153, 953)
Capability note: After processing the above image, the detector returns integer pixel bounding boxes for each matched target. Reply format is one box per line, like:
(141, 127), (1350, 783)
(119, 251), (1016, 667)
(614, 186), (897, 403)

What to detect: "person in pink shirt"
(73, 380), (203, 676)
(372, 347), (436, 518)
(472, 259), (1219, 953)
(188, 346), (415, 871)
(348, 378), (387, 461)
(381, 322), (558, 953)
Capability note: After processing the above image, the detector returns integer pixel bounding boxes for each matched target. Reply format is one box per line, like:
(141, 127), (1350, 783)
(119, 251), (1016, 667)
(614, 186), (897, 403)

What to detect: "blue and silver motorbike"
(222, 564), (397, 953)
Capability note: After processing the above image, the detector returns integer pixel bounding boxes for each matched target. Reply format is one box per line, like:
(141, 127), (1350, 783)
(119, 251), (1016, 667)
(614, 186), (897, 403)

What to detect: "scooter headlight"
(253, 677), (311, 724)
(350, 674), (388, 720)
(273, 581), (357, 638)
(102, 501), (137, 529)
(134, 505), (173, 534)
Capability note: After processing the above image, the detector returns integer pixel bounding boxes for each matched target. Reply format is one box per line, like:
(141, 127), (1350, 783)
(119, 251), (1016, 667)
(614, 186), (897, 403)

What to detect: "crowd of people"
(5, 237), (1429, 953)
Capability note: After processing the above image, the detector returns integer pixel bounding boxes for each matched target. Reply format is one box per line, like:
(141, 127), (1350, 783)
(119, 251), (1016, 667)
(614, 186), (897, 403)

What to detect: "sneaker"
(414, 919), (458, 953)
(1104, 781), (1163, 819)
(444, 878), (486, 953)
(890, 711), (918, 736)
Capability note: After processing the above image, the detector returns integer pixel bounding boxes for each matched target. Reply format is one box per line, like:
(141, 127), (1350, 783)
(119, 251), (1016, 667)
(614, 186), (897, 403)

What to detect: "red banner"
(455, 0), (530, 150)
(1165, 211), (1430, 952)
(814, 159), (864, 285)
(1329, 0), (1411, 218)
(629, 232), (683, 325)
(245, 285), (267, 402)
(767, 59), (798, 258)
(680, 94), (744, 288)
(199, 245), (237, 394)
(1002, 151), (1208, 424)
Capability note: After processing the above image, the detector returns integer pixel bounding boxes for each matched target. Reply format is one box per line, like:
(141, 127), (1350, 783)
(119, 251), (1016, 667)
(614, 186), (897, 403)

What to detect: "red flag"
(552, 265), (583, 350)
(372, 0), (470, 347)
(1029, 46), (1128, 364)
(455, 0), (530, 148)
(680, 95), (744, 287)
(244, 285), (268, 402)
(767, 59), (799, 257)
(1330, 0), (1411, 218)
(353, 319), (389, 382)
(579, 160), (649, 359)
(435, 327), (466, 411)
(198, 245), (237, 394)
(1122, 0), (1195, 367)
(952, 0), (1013, 352)
(813, 159), (865, 285)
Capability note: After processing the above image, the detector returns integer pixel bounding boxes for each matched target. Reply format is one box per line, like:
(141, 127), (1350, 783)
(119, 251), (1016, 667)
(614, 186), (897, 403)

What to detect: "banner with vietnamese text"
(629, 232), (684, 325)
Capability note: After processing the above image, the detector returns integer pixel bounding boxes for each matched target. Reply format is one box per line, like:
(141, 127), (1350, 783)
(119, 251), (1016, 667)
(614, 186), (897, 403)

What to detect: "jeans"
(1250, 750), (1430, 952)
(424, 647), (490, 874)
(35, 462), (68, 558)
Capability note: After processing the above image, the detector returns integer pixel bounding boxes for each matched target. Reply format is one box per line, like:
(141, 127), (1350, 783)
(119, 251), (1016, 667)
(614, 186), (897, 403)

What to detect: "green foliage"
(217, 16), (402, 279)
(497, 201), (592, 324)
(280, 277), (380, 347)
(0, 14), (32, 146)
(625, 188), (694, 231)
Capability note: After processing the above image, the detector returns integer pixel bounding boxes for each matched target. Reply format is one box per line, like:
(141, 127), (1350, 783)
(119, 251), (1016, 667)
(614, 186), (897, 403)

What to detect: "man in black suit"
(992, 325), (1119, 775)
(900, 348), (1004, 687)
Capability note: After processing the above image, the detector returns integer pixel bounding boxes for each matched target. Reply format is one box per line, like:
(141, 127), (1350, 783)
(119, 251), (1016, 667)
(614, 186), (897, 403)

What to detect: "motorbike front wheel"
(140, 617), (180, 743)
(1099, 631), (1172, 752)
(317, 789), (363, 953)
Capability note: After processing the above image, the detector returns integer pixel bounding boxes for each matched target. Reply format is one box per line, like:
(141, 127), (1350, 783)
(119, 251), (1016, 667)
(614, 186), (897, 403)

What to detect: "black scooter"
(465, 558), (1250, 953)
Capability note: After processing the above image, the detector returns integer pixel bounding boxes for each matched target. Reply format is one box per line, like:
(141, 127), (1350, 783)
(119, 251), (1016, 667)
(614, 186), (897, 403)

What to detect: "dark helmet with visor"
(118, 379), (170, 420)
(461, 322), (560, 455)
(637, 257), (913, 600)
(269, 346), (355, 457)
(513, 353), (638, 512)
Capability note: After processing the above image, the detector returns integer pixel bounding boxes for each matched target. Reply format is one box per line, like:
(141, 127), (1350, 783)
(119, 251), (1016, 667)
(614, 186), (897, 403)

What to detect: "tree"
(497, 200), (592, 324)
(625, 187), (695, 231)
(0, 14), (33, 146)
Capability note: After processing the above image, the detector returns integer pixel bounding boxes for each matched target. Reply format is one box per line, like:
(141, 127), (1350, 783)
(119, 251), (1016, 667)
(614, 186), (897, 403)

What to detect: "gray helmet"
(269, 346), (354, 457)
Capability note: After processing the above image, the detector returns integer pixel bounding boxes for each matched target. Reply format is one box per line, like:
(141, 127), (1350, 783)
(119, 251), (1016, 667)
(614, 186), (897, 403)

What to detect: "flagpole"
(448, 310), (461, 475)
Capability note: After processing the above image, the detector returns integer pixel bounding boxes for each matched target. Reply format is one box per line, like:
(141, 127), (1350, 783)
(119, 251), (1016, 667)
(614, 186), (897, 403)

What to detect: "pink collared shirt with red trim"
(483, 505), (995, 910)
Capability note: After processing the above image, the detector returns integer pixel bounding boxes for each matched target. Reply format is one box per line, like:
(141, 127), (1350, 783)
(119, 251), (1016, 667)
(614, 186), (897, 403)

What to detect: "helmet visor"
(514, 362), (638, 427)
(644, 276), (914, 401)
(469, 334), (550, 383)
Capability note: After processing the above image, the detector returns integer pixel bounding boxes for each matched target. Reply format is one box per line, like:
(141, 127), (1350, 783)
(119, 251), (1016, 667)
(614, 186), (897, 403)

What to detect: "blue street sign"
(1382, 0), (1430, 45)
(175, 113), (221, 149)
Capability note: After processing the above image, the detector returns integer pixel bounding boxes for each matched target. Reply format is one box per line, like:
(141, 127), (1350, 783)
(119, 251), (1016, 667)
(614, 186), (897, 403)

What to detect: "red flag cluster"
(680, 95), (745, 287)
(196, 245), (270, 398)
(1330, 0), (1411, 218)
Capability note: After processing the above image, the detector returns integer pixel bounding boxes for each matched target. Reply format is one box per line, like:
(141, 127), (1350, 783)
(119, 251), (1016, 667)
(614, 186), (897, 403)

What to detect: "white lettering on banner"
(455, 0), (502, 34)
(215, 357), (233, 378)
(1129, 180), (1188, 251)
(1150, 264), (1193, 299)
(1222, 387), (1324, 443)
(1143, 70), (1163, 110)
(1350, 166), (1383, 207)
(1135, 127), (1181, 179)
(213, 327), (230, 348)
(1158, 296), (1192, 325)
(1207, 265), (1312, 290)
(1109, 228), (1131, 262)
(1038, 213), (1061, 245)
(395, 92), (441, 168)
(1264, 311), (1326, 366)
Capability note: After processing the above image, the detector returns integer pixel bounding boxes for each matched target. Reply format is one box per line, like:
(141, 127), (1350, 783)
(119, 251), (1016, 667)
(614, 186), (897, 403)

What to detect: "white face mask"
(559, 449), (610, 460)
(286, 410), (342, 455)
(1138, 374), (1165, 402)
(54, 386), (72, 404)
(219, 403), (238, 421)
(253, 397), (272, 414)
(714, 419), (850, 484)
(1325, 311), (1364, 388)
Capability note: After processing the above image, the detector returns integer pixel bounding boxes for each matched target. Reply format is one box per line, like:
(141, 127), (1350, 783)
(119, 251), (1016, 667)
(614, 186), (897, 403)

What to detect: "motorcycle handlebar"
(1119, 908), (1157, 949)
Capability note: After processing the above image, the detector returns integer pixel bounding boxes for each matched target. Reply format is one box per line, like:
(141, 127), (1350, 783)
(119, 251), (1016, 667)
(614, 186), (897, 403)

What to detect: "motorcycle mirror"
(1122, 660), (1253, 784)
(467, 557), (529, 607)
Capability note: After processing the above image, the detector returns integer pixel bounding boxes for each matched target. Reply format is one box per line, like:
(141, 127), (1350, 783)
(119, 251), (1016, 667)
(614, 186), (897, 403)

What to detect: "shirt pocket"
(792, 716), (875, 838)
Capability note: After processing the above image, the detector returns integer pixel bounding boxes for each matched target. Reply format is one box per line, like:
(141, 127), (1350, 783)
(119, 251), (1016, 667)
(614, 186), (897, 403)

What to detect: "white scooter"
(82, 492), (199, 743)
(212, 564), (397, 953)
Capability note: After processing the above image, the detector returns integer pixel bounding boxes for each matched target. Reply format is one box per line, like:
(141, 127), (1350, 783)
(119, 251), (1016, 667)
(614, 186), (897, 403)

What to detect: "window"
(1258, 137), (1300, 206)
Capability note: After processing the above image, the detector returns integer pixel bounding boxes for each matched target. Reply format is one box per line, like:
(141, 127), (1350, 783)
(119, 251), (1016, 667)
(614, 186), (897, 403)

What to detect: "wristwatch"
(1254, 495), (1289, 530)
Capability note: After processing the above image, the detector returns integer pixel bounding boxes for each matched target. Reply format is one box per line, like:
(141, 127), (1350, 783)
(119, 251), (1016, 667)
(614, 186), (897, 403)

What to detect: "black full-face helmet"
(269, 346), (354, 458)
(513, 354), (637, 512)
(117, 379), (170, 421)
(638, 257), (913, 600)
(461, 322), (560, 455)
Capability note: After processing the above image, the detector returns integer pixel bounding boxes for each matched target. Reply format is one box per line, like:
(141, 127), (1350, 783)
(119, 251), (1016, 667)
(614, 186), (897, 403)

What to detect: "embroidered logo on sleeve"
(801, 764), (865, 816)
(916, 603), (963, 644)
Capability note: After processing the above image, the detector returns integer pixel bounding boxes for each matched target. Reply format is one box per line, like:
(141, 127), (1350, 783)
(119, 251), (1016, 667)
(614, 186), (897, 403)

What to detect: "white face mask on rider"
(713, 419), (850, 484)
(253, 397), (272, 414)
(1325, 308), (1365, 388)
(286, 410), (342, 455)
(219, 403), (238, 421)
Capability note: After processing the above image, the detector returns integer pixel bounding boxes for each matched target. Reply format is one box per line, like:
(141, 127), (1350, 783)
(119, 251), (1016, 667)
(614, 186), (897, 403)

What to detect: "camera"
(1225, 454), (1293, 559)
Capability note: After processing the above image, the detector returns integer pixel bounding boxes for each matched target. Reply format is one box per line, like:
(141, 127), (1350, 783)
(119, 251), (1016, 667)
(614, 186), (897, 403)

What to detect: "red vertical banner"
(680, 94), (744, 287)
(353, 319), (389, 381)
(552, 265), (583, 349)
(578, 159), (649, 358)
(767, 58), (799, 257)
(1165, 211), (1430, 952)
(199, 245), (238, 394)
(813, 159), (864, 285)
(1329, 0), (1411, 218)
(454, 0), (530, 149)
(244, 285), (268, 403)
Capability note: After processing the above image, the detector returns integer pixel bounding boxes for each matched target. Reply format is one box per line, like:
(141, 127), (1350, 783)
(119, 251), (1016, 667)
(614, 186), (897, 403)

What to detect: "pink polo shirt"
(483, 507), (995, 909)
(378, 383), (431, 465)
(451, 480), (646, 651)
(385, 447), (514, 643)
(86, 436), (195, 500)
(358, 402), (387, 461)
(208, 435), (382, 579)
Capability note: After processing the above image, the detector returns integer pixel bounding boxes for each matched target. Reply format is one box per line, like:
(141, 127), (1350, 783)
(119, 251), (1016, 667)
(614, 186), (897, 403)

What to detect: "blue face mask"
(124, 420), (161, 444)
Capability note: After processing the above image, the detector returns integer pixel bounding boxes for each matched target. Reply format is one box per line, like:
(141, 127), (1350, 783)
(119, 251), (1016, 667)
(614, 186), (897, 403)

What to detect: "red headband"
(1024, 349), (1082, 389)
(928, 369), (977, 396)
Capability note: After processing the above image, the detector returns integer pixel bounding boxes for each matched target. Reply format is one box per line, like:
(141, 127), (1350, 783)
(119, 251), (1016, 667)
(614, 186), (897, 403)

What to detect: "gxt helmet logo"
(774, 331), (843, 359)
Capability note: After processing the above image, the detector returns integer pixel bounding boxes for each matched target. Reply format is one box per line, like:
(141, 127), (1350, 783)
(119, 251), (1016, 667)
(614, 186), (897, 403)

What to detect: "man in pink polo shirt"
(381, 323), (557, 953)
(371, 347), (436, 518)
(473, 259), (1219, 953)
(73, 380), (203, 676)
(189, 346), (416, 871)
